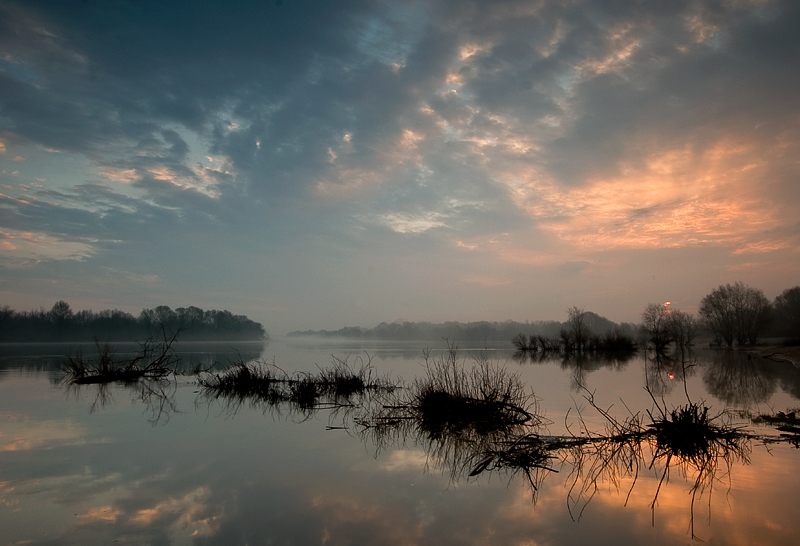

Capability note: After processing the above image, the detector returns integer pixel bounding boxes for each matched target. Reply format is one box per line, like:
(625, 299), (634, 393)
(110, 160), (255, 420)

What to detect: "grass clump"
(410, 345), (536, 440)
(198, 354), (396, 417)
(198, 361), (286, 405)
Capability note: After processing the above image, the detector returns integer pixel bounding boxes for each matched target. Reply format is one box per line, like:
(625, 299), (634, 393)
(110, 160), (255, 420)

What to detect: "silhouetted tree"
(668, 310), (700, 348)
(49, 300), (74, 340)
(699, 282), (770, 346)
(773, 286), (800, 341)
(641, 303), (673, 351)
(567, 306), (591, 354)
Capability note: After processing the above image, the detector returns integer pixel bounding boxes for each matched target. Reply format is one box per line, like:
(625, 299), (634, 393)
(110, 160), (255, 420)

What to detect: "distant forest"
(287, 313), (640, 343)
(0, 301), (268, 342)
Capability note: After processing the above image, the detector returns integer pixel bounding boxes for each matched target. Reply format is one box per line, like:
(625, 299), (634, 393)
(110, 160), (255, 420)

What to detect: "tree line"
(641, 282), (799, 349)
(295, 283), (798, 351)
(289, 313), (641, 344)
(0, 301), (268, 342)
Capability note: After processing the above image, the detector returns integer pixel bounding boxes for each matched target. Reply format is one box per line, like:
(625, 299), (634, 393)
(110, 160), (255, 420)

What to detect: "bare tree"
(774, 286), (800, 341)
(567, 306), (591, 354)
(641, 303), (673, 351)
(668, 310), (700, 348)
(699, 282), (770, 346)
(49, 300), (74, 340)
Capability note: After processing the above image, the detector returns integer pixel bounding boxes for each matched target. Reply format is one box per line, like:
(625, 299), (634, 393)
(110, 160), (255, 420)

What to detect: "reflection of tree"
(560, 354), (631, 391)
(514, 350), (634, 392)
(643, 350), (697, 398)
(703, 350), (776, 406)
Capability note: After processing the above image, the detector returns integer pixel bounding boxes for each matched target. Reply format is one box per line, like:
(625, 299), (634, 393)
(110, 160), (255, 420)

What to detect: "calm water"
(1, 338), (799, 545)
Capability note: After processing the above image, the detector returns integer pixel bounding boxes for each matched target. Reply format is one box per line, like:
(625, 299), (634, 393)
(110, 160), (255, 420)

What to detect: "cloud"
(0, 0), (798, 329)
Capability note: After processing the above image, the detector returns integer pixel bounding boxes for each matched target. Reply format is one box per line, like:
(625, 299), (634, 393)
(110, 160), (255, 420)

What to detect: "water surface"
(1, 338), (799, 545)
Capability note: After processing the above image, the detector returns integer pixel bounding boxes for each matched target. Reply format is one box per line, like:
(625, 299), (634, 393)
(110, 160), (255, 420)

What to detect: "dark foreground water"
(1, 338), (799, 545)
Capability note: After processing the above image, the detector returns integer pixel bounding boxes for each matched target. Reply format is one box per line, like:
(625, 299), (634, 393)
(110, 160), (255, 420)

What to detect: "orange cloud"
(78, 506), (124, 523)
(508, 138), (788, 254)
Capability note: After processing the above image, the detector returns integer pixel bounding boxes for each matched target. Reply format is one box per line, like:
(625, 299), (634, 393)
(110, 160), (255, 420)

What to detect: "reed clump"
(410, 351), (536, 439)
(199, 361), (286, 405)
(360, 342), (539, 437)
(197, 355), (396, 415)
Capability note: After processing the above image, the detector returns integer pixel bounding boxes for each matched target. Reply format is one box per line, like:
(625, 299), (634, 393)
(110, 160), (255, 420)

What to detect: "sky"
(1, 0), (798, 335)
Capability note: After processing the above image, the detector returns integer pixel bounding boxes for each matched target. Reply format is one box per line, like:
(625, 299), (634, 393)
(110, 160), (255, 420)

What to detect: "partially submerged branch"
(62, 329), (180, 384)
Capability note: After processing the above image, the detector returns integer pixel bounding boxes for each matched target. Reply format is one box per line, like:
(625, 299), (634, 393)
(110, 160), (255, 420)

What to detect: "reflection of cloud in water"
(65, 484), (221, 543)
(0, 414), (88, 451)
(379, 449), (428, 472)
(128, 486), (219, 536)
(0, 481), (20, 509)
